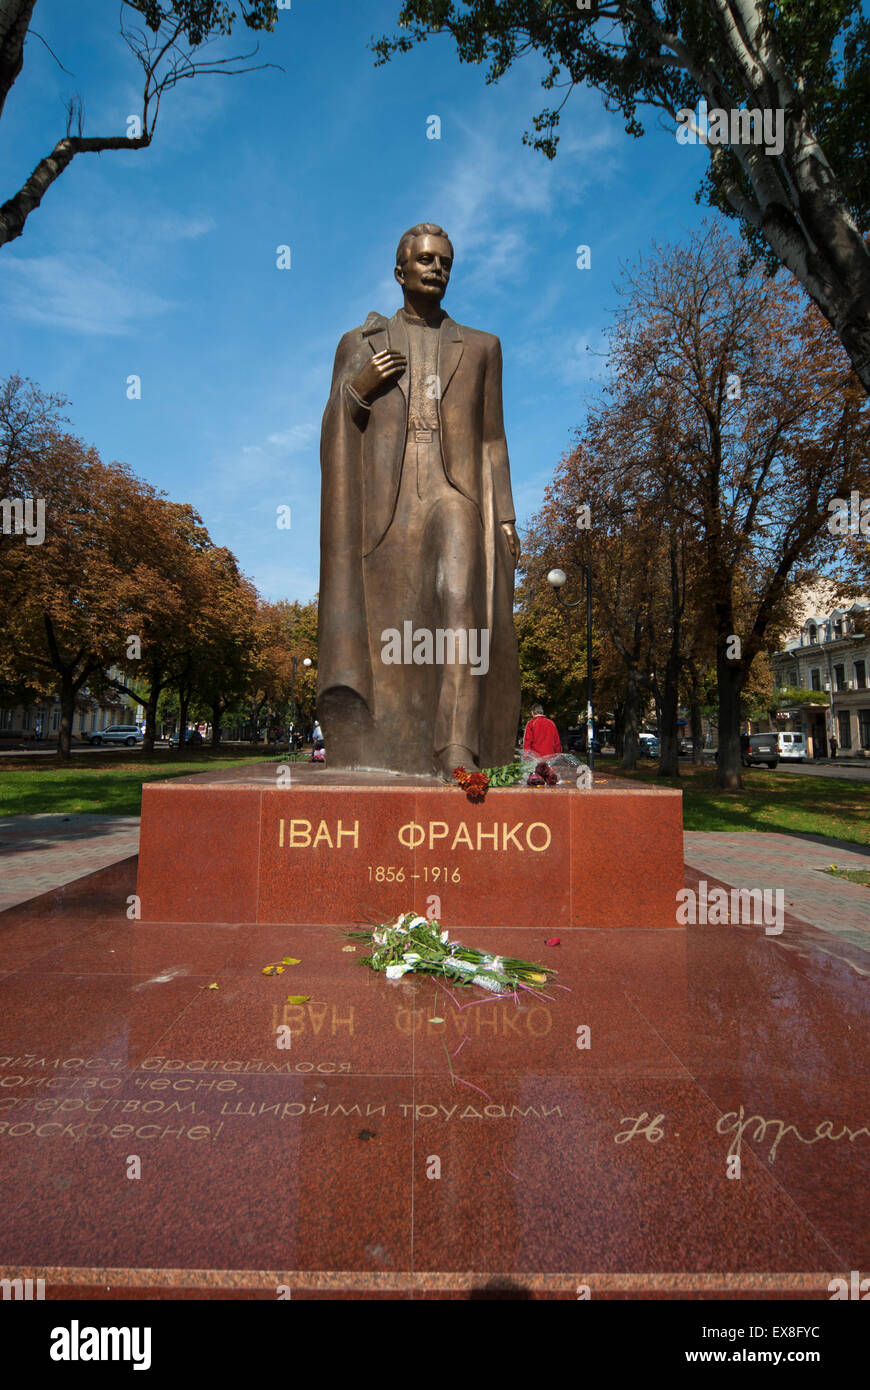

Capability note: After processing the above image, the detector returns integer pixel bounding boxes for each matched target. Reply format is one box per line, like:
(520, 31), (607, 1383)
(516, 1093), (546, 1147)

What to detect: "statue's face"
(395, 234), (453, 302)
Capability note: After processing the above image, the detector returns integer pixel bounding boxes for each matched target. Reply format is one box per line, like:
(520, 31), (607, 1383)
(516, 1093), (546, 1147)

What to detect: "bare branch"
(27, 27), (76, 78)
(0, 131), (152, 247)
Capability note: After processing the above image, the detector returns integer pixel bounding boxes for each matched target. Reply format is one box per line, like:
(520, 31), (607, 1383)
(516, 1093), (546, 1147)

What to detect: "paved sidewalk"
(0, 814), (140, 912)
(684, 830), (870, 952)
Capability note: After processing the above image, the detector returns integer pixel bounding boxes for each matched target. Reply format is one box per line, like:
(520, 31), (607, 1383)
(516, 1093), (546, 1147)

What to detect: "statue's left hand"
(502, 522), (520, 566)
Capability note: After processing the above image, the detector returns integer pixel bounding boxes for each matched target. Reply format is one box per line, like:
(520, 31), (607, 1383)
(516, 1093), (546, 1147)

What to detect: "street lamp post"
(547, 565), (594, 771)
(290, 656), (313, 730)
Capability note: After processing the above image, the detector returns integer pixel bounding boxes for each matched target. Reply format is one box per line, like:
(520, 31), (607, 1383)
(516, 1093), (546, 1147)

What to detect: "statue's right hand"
(350, 349), (407, 404)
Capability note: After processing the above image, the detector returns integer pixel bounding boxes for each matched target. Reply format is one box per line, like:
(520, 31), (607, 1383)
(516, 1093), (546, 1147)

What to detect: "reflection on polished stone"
(0, 858), (867, 1298)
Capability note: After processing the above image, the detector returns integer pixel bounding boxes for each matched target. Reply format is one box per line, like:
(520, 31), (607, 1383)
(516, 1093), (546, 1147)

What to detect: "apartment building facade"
(0, 673), (143, 743)
(771, 599), (870, 756)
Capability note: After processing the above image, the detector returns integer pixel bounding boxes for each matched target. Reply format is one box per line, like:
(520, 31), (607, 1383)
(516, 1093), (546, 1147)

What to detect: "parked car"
(741, 733), (778, 768)
(87, 724), (143, 747)
(565, 727), (601, 755)
(169, 729), (204, 747)
(777, 731), (807, 762)
(678, 738), (694, 756)
(638, 733), (660, 757)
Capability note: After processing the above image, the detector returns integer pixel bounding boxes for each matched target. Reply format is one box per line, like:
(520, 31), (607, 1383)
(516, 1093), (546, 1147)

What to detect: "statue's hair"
(395, 223), (453, 268)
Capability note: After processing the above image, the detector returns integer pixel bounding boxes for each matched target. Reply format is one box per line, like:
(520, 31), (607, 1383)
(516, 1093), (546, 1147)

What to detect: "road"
(593, 749), (870, 782)
(763, 759), (870, 781)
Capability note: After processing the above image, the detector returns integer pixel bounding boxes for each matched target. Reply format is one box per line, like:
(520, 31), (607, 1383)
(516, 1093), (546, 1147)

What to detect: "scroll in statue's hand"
(351, 349), (407, 404)
(502, 522), (520, 566)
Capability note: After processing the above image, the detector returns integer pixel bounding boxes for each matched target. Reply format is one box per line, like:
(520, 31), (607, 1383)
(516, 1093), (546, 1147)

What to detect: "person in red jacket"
(523, 704), (562, 758)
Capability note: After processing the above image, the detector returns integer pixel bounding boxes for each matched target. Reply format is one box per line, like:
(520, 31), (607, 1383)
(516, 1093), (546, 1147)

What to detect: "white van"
(777, 732), (806, 761)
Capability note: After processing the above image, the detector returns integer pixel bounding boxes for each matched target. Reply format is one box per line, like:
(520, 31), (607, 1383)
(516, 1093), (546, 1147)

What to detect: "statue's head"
(395, 223), (453, 304)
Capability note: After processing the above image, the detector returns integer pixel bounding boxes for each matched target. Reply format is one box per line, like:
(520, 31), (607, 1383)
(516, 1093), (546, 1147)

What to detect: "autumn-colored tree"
(0, 426), (164, 759)
(518, 443), (665, 770)
(190, 568), (259, 748)
(608, 225), (869, 787)
(109, 496), (217, 755)
(244, 599), (318, 742)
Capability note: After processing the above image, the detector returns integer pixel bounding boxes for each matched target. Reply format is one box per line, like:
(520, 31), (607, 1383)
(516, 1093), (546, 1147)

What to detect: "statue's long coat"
(317, 307), (520, 773)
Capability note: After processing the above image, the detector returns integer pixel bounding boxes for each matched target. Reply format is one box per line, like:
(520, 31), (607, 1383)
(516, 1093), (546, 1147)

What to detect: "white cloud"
(266, 423), (319, 453)
(0, 252), (174, 335)
(513, 328), (610, 387)
(428, 91), (623, 294)
(146, 212), (217, 243)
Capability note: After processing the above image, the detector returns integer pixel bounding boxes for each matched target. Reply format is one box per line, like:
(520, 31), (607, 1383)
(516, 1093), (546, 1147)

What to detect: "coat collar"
(362, 309), (464, 402)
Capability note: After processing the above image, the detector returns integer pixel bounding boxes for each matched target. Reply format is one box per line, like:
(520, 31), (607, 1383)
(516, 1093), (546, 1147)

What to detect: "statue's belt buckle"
(413, 428), (437, 442)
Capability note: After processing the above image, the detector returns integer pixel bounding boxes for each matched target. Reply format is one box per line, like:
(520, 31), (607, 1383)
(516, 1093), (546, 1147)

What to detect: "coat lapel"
(365, 309), (461, 404)
(386, 310), (409, 402)
(438, 316), (464, 398)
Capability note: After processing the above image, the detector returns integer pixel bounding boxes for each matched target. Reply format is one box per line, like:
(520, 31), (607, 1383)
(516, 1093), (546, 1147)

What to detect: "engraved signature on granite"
(615, 1107), (870, 1165)
(615, 1112), (666, 1144)
(717, 1106), (870, 1164)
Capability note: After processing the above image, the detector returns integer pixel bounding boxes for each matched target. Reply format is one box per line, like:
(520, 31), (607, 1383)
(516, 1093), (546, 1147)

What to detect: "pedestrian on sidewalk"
(830, 735), (838, 759)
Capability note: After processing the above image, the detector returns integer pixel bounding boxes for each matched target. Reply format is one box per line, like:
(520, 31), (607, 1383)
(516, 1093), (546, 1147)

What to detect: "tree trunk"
(0, 0), (36, 120)
(211, 698), (223, 749)
(658, 644), (681, 778)
(716, 647), (744, 791)
(620, 669), (641, 770)
(175, 682), (191, 756)
(689, 676), (704, 767)
(613, 702), (624, 759)
(56, 670), (75, 762)
(142, 674), (163, 756)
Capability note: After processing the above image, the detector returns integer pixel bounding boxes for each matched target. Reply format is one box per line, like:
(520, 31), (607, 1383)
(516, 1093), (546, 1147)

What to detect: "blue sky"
(0, 0), (712, 603)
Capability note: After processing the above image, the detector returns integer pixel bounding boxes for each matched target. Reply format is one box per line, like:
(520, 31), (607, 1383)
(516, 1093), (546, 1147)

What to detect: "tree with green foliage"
(377, 1), (870, 394)
(0, 0), (280, 246)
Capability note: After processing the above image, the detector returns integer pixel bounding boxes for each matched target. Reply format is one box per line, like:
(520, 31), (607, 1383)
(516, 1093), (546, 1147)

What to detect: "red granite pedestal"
(1, 857), (868, 1299)
(135, 764), (684, 929)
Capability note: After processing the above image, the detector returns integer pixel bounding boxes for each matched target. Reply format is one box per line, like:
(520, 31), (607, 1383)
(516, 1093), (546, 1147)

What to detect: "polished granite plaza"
(0, 852), (867, 1299)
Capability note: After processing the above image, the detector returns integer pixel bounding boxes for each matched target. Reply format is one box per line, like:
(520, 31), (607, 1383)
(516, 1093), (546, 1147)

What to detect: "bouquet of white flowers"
(346, 912), (555, 994)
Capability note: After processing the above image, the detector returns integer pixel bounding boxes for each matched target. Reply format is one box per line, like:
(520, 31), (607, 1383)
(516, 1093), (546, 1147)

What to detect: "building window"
(856, 660), (867, 690)
(860, 710), (870, 751)
(52, 710), (60, 732)
(838, 711), (852, 748)
(834, 663), (846, 691)
(806, 624), (817, 645)
(811, 669), (821, 691)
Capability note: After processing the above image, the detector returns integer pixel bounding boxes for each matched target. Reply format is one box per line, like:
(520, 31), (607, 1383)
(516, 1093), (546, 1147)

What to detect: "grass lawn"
(823, 866), (870, 887)
(600, 761), (870, 846)
(2, 751), (868, 848)
(0, 748), (298, 818)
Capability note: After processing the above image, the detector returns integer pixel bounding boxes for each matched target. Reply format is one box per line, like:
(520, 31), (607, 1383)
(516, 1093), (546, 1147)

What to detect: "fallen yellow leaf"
(342, 945), (357, 953)
(262, 964), (285, 976)
(286, 995), (310, 1004)
(282, 956), (301, 965)
(207, 982), (219, 990)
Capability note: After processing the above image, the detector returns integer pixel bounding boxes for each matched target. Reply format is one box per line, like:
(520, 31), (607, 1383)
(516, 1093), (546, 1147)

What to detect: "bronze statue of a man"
(317, 223), (521, 778)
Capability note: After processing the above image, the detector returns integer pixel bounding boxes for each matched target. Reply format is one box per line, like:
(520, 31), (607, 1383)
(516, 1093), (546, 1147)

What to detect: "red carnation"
(464, 771), (489, 803)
